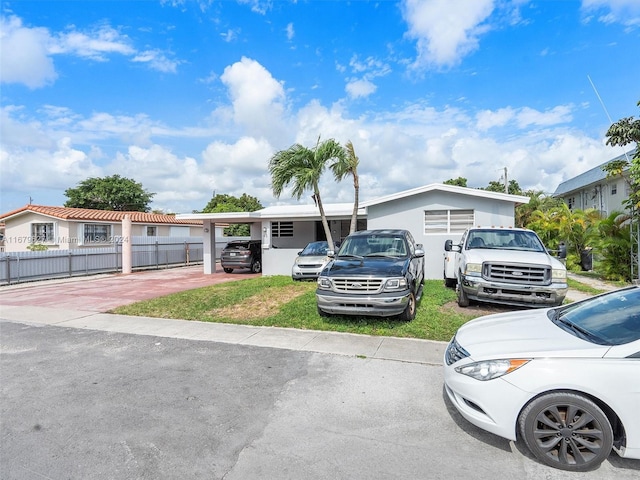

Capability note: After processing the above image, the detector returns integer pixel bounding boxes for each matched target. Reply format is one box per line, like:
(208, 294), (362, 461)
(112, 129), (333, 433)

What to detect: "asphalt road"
(2, 320), (639, 480)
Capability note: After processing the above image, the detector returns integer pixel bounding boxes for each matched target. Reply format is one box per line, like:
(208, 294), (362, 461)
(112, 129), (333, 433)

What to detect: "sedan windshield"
(549, 287), (640, 345)
(300, 242), (328, 256)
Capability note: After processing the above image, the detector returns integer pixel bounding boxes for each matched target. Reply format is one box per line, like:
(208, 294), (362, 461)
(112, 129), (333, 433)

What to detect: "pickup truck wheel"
(223, 268), (233, 274)
(444, 277), (456, 288)
(398, 291), (417, 321)
(456, 283), (470, 307)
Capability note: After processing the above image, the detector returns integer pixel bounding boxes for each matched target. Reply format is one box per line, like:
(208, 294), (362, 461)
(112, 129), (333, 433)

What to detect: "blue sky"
(1, 0), (639, 214)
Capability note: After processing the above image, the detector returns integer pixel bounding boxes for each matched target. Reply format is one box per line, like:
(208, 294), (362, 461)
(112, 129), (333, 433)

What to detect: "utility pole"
(503, 167), (508, 194)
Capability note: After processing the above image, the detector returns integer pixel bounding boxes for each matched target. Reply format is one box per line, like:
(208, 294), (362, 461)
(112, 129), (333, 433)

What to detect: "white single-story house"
(177, 183), (530, 280)
(0, 205), (204, 253)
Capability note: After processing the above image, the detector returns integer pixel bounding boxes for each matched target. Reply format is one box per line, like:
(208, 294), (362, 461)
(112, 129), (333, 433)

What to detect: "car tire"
(398, 291), (417, 321)
(251, 260), (262, 273)
(223, 268), (233, 274)
(317, 306), (331, 317)
(456, 281), (470, 307)
(444, 277), (457, 288)
(518, 392), (614, 472)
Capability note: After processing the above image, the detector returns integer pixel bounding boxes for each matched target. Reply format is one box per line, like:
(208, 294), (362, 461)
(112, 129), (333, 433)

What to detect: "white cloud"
(0, 16), (57, 88)
(0, 15), (180, 89)
(132, 49), (180, 73)
(219, 57), (289, 141)
(475, 105), (573, 131)
(0, 57), (622, 213)
(286, 22), (295, 41)
(582, 0), (640, 27)
(345, 79), (377, 99)
(402, 0), (495, 69)
(50, 23), (135, 60)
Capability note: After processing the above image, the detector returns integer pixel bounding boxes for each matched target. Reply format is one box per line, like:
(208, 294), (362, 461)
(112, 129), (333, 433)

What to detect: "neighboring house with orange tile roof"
(0, 205), (203, 253)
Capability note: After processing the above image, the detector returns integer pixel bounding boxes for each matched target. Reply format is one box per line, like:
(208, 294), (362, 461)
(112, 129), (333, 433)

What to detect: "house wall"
(2, 213), (202, 253)
(367, 191), (517, 280)
(261, 221), (317, 276)
(260, 219), (362, 276)
(560, 179), (629, 216)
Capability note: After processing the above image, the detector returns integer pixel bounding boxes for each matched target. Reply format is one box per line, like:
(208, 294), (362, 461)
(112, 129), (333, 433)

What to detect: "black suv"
(316, 229), (425, 320)
(221, 240), (262, 273)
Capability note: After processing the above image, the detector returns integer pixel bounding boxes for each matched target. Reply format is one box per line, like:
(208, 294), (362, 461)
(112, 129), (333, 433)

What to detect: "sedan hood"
(323, 257), (407, 277)
(455, 309), (610, 360)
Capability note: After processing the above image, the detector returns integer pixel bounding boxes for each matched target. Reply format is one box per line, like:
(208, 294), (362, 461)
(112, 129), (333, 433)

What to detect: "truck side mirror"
(444, 239), (453, 252)
(327, 250), (336, 257)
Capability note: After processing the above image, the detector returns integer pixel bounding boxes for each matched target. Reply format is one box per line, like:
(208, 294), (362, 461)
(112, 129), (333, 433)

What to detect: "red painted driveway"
(0, 266), (260, 313)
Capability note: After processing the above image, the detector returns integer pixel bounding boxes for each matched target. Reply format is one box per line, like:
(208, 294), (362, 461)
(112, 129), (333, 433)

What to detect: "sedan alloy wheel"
(518, 392), (614, 472)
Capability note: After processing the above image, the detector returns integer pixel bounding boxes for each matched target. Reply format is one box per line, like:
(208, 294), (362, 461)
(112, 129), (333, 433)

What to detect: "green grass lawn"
(112, 274), (615, 342)
(112, 276), (481, 342)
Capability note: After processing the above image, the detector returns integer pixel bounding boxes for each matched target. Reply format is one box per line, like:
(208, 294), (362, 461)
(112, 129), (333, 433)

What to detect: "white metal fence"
(0, 236), (246, 285)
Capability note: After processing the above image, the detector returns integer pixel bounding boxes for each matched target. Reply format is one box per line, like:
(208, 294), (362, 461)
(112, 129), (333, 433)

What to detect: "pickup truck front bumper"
(316, 289), (412, 317)
(460, 275), (568, 307)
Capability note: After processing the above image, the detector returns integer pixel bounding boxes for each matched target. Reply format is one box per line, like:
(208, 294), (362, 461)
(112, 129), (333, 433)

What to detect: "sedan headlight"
(552, 268), (567, 282)
(384, 277), (408, 291)
(455, 359), (530, 381)
(464, 263), (482, 276)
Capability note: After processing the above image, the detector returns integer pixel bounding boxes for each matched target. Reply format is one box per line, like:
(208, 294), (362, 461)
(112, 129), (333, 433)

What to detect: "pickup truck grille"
(483, 263), (550, 285)
(331, 278), (384, 293)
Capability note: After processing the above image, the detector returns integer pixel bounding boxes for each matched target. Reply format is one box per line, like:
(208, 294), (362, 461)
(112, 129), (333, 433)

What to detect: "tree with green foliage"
(603, 100), (640, 209)
(443, 177), (468, 187)
(269, 136), (345, 251)
(484, 179), (522, 195)
(64, 175), (155, 212)
(594, 211), (632, 282)
(200, 193), (263, 236)
(331, 140), (360, 234)
(515, 190), (563, 228)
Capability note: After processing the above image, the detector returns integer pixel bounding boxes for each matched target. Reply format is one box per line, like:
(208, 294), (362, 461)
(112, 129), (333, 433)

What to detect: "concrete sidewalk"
(0, 305), (447, 365)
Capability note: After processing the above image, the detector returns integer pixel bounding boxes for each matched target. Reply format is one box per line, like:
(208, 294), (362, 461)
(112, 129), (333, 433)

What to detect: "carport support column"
(122, 214), (132, 274)
(203, 220), (216, 274)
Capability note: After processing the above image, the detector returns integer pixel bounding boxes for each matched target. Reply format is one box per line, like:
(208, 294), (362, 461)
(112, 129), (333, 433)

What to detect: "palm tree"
(269, 136), (345, 251)
(331, 140), (360, 234)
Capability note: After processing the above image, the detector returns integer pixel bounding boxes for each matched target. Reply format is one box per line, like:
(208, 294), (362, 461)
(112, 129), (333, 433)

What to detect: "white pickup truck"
(444, 227), (568, 308)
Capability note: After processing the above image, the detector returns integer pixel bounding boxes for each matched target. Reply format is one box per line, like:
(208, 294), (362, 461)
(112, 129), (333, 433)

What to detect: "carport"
(177, 204), (366, 276)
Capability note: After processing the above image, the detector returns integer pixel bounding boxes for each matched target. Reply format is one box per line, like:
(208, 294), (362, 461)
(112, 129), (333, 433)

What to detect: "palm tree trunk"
(350, 173), (359, 234)
(315, 188), (335, 251)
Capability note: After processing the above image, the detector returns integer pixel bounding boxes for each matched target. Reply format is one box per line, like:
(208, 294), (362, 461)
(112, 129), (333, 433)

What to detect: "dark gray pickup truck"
(316, 229), (425, 321)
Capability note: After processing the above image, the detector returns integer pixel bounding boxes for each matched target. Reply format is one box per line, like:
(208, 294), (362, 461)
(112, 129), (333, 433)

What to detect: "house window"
(611, 183), (617, 195)
(146, 226), (157, 236)
(31, 222), (55, 243)
(84, 224), (111, 243)
(424, 209), (474, 234)
(567, 197), (575, 210)
(272, 221), (293, 237)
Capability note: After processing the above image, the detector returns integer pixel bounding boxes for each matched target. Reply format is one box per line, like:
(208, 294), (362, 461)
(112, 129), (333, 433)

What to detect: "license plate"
(230, 252), (236, 256)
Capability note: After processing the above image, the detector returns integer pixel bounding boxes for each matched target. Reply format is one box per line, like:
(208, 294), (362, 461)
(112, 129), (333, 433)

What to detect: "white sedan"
(443, 286), (640, 472)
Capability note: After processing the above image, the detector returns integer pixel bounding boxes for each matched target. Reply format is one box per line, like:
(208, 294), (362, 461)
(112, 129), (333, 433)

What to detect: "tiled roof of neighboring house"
(553, 149), (635, 197)
(0, 205), (203, 225)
